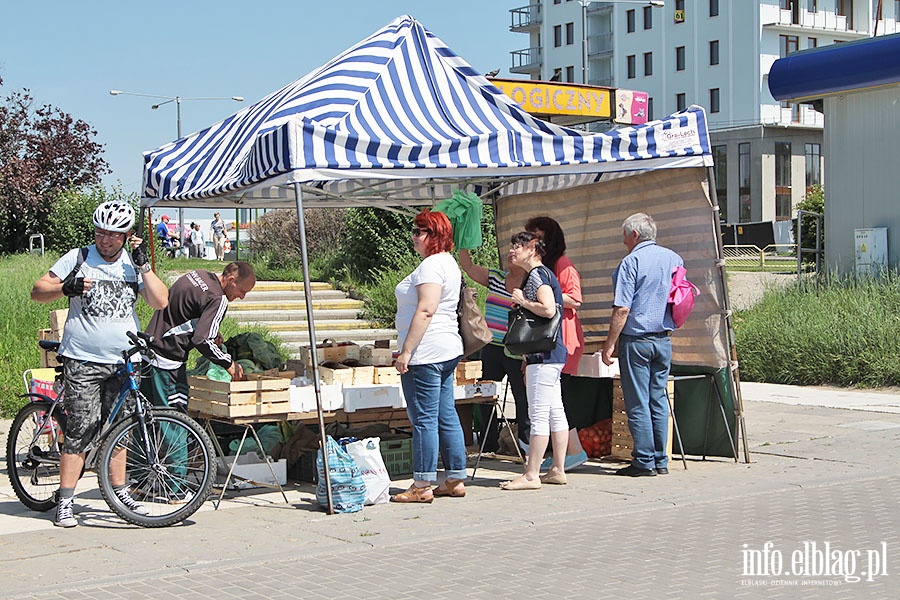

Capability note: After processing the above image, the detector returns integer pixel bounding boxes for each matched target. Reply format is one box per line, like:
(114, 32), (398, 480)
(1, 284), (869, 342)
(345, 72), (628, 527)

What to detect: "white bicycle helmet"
(92, 202), (135, 233)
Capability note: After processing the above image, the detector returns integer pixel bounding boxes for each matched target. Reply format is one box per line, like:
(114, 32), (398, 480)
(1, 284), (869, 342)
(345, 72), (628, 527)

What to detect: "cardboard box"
(187, 375), (291, 418)
(216, 452), (287, 489)
(576, 353), (620, 379)
(342, 384), (404, 412)
(359, 345), (394, 366)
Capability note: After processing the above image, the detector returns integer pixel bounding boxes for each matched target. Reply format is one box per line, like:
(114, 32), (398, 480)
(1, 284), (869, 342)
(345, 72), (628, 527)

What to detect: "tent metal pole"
(706, 166), (750, 464)
(294, 182), (334, 514)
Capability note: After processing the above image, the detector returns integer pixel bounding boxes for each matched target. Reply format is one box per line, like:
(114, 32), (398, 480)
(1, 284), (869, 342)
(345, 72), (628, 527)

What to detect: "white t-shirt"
(50, 246), (144, 364)
(395, 252), (463, 366)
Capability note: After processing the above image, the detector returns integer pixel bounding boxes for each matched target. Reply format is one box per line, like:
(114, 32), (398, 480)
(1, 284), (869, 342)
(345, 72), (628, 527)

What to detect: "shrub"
(248, 208), (347, 271)
(44, 184), (139, 253)
(735, 273), (900, 386)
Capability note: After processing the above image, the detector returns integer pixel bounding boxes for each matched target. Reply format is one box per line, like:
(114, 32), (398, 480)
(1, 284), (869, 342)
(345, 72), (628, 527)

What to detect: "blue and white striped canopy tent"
(141, 15), (712, 210)
(139, 16), (743, 486)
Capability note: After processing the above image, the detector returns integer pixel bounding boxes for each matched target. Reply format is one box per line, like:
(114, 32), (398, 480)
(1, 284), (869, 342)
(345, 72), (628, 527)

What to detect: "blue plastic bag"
(316, 435), (366, 513)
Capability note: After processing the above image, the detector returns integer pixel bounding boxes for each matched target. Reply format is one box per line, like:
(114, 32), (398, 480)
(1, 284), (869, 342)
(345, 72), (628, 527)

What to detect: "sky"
(0, 1), (520, 221)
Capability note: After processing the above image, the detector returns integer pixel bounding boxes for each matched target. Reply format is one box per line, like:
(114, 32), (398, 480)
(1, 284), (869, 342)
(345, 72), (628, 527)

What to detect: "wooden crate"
(318, 365), (355, 386)
(49, 308), (68, 332)
(38, 329), (62, 368)
(455, 360), (482, 383)
(187, 375), (291, 418)
(373, 366), (400, 385)
(610, 378), (674, 462)
(352, 366), (375, 385)
(299, 340), (359, 367)
(359, 345), (394, 366)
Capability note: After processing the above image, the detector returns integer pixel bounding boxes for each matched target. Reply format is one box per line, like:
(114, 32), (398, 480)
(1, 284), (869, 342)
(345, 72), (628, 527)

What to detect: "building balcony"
(589, 76), (614, 88)
(586, 2), (613, 15)
(510, 4), (542, 31)
(764, 5), (869, 35)
(510, 47), (542, 74)
(588, 32), (614, 58)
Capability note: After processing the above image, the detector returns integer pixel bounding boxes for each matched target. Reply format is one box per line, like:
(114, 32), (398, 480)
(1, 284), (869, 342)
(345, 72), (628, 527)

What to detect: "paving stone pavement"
(2, 387), (899, 600)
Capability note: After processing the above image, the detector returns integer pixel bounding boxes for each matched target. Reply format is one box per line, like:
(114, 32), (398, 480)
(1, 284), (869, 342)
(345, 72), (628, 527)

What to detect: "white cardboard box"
(216, 452), (287, 489)
(289, 383), (343, 412)
(342, 384), (404, 412)
(576, 353), (620, 379)
(455, 381), (498, 398)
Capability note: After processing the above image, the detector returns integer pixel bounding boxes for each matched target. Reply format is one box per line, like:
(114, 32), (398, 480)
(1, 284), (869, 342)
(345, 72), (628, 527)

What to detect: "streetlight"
(109, 90), (244, 244)
(580, 0), (665, 85)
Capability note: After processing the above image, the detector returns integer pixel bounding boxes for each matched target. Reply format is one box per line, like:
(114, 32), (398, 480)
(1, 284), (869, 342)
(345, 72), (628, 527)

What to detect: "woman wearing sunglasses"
(391, 210), (468, 503)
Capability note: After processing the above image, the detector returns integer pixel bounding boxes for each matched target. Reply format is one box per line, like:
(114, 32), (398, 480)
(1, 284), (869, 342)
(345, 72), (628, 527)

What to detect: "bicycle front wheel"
(6, 401), (64, 512)
(97, 409), (216, 527)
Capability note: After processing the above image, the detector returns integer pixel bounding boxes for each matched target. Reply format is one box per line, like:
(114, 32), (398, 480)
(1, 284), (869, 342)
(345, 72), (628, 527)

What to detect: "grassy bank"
(0, 252), (284, 417)
(735, 274), (900, 387)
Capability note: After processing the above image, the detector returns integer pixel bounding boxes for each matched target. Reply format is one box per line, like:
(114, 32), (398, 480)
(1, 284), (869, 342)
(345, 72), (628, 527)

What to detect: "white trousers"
(525, 362), (567, 436)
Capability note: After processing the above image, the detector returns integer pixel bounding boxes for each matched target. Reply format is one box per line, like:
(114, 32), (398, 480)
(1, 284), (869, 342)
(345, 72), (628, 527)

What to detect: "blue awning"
(769, 32), (900, 102)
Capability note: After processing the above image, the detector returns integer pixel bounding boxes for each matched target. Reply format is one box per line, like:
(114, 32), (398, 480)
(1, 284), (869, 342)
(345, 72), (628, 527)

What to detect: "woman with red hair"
(391, 210), (467, 503)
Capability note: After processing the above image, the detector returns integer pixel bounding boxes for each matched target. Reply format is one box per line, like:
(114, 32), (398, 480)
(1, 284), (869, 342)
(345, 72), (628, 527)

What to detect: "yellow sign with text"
(492, 80), (611, 119)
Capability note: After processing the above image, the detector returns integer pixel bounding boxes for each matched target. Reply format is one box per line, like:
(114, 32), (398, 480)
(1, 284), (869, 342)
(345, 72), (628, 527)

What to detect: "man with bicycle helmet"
(31, 201), (169, 527)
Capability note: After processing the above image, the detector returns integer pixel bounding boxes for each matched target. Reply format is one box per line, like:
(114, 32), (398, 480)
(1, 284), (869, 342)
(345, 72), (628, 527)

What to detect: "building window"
(627, 9), (636, 32)
(553, 67), (563, 81)
(643, 5), (653, 29)
(775, 142), (792, 221)
(676, 92), (686, 111)
(896, 1), (900, 23)
(709, 40), (720, 65)
(805, 143), (822, 187)
(739, 143), (751, 222)
(713, 145), (728, 222)
(554, 25), (562, 48)
(807, 0), (817, 11)
(644, 52), (653, 76)
(710, 0), (719, 17)
(554, 0), (561, 4)
(675, 46), (686, 71)
(565, 22), (575, 45)
(808, 37), (818, 49)
(836, 0), (853, 29)
(648, 97), (654, 121)
(566, 65), (575, 82)
(779, 34), (799, 57)
(710, 88), (720, 113)
(675, 0), (686, 22)
(627, 55), (636, 79)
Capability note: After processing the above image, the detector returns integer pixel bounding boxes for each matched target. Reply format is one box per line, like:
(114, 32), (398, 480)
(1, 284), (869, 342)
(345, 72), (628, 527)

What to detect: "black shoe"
(656, 467), (669, 475)
(615, 465), (657, 477)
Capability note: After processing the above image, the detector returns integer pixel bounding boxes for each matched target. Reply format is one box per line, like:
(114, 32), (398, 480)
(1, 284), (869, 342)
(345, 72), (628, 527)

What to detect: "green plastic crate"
(380, 437), (412, 480)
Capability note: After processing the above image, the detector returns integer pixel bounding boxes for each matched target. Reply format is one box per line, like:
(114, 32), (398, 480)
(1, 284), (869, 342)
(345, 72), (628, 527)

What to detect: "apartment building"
(509, 0), (899, 224)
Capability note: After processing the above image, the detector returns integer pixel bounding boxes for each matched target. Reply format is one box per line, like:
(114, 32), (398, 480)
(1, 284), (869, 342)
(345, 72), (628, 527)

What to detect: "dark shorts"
(62, 359), (135, 454)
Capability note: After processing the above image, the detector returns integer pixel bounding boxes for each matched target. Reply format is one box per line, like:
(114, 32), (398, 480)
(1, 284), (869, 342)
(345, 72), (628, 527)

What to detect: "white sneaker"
(115, 487), (150, 516)
(54, 498), (77, 528)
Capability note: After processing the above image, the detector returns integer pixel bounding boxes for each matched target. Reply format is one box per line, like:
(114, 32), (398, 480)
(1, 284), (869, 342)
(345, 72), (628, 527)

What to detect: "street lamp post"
(109, 90), (244, 245)
(579, 0), (665, 85)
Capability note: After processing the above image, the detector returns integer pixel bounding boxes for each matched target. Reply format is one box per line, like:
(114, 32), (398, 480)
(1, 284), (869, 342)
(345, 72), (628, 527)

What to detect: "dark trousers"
(479, 344), (529, 451)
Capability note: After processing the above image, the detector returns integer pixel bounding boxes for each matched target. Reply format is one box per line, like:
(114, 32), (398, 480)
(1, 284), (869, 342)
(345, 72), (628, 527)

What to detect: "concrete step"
(240, 289), (348, 302)
(229, 308), (363, 322)
(249, 320), (382, 332)
(229, 299), (365, 311)
(252, 281), (333, 292)
(277, 328), (398, 345)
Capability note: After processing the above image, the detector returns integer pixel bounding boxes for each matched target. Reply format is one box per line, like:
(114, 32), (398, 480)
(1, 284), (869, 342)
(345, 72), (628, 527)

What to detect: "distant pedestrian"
(210, 212), (227, 261)
(190, 223), (204, 258)
(602, 213), (683, 477)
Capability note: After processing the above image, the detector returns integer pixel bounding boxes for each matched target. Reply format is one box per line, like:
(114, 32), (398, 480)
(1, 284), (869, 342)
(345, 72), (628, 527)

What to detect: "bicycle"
(6, 331), (217, 528)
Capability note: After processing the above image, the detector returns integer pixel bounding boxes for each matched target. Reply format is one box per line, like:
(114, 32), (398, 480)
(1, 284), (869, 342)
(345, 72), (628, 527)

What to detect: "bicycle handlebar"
(125, 331), (155, 361)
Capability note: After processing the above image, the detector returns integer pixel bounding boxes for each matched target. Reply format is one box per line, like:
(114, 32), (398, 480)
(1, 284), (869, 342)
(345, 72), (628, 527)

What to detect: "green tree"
(0, 86), (108, 253)
(796, 184), (825, 259)
(44, 184), (138, 252)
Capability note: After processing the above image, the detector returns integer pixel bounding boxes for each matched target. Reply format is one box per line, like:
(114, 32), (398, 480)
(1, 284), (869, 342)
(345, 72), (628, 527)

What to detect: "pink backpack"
(668, 266), (699, 328)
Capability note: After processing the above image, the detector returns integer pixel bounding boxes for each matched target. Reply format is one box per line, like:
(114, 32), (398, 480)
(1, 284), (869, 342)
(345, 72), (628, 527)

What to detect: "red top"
(554, 255), (585, 375)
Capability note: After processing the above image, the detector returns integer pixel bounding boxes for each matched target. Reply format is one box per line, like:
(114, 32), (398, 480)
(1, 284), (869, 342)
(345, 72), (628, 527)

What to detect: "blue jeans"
(618, 334), (672, 471)
(401, 357), (466, 482)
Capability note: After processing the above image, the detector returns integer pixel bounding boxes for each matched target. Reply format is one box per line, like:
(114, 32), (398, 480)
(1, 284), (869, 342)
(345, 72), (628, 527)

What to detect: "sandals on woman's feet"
(390, 485), (434, 503)
(434, 479), (466, 498)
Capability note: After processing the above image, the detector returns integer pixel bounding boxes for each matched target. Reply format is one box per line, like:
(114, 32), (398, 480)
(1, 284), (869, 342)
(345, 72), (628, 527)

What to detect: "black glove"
(61, 272), (86, 297)
(132, 242), (149, 268)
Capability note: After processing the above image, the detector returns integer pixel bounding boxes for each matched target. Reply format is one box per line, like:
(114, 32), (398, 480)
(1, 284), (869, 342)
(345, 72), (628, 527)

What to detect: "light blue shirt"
(612, 240), (683, 336)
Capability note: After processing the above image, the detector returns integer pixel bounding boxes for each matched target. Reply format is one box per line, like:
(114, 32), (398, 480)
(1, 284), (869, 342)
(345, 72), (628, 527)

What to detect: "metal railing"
(510, 47), (542, 71)
(510, 4), (542, 30)
(723, 244), (800, 271)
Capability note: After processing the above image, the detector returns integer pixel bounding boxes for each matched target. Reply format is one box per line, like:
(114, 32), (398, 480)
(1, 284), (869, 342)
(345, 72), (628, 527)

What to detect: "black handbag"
(503, 305), (562, 355)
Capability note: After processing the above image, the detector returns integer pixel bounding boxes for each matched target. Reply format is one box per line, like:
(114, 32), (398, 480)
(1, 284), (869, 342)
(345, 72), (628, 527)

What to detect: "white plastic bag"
(344, 437), (391, 505)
